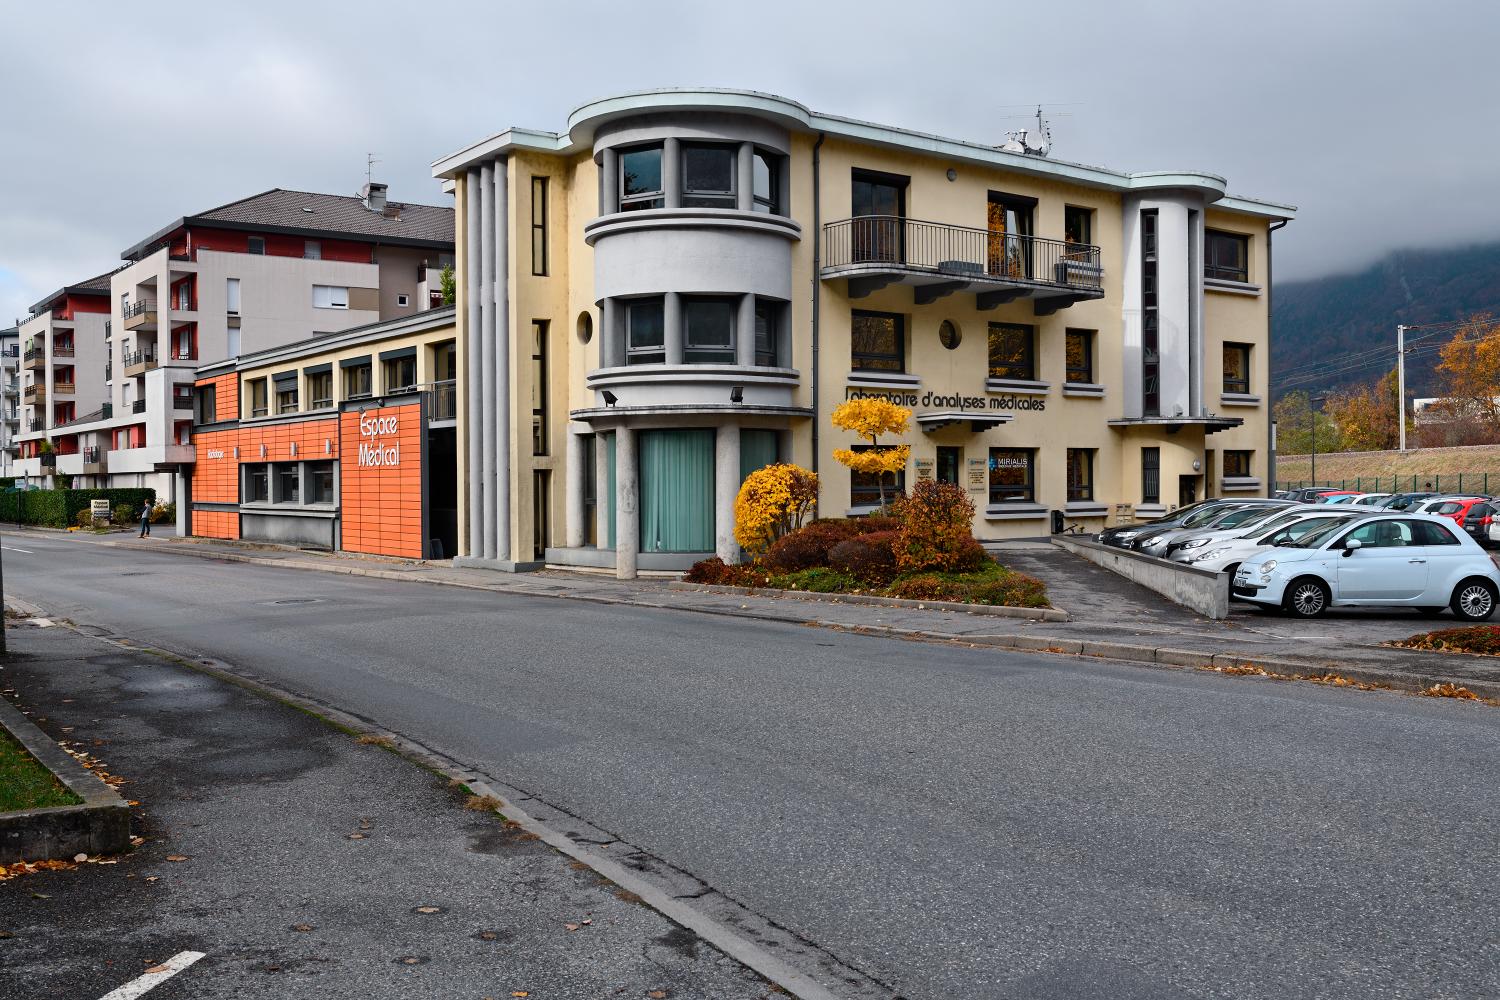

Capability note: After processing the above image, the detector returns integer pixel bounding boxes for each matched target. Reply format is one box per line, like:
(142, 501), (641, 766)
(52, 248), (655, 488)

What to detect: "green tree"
(440, 264), (456, 307)
(1274, 391), (1343, 456)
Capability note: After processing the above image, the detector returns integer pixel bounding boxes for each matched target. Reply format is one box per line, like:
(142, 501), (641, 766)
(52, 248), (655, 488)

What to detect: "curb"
(0, 688), (131, 863)
(667, 581), (1069, 621)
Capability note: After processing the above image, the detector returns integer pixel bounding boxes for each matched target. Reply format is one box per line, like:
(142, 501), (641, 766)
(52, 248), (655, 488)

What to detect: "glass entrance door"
(852, 172), (906, 264)
(987, 195), (1033, 279)
(937, 446), (961, 485)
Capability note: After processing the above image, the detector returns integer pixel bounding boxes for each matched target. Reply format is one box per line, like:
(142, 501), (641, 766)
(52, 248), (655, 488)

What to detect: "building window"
(938, 320), (962, 350)
(754, 299), (779, 367)
(989, 448), (1035, 503)
(308, 461), (335, 504)
(619, 145), (664, 211)
(344, 362), (372, 399)
(531, 176), (548, 276)
(397, 294), (409, 308)
(681, 144), (736, 208)
(849, 444), (906, 507)
(225, 278), (240, 316)
(752, 150), (780, 214)
(1141, 447), (1161, 505)
(275, 463), (300, 504)
(247, 237), (265, 255)
(304, 240), (321, 260)
(1066, 449), (1095, 502)
(625, 297), (665, 365)
(193, 383), (217, 425)
(1224, 450), (1253, 478)
(1205, 229), (1250, 283)
(244, 464), (269, 502)
(988, 193), (1035, 278)
(988, 323), (1035, 381)
(1065, 329), (1095, 383)
(532, 321), (548, 456)
(851, 170), (907, 263)
(851, 310), (904, 372)
(683, 297), (736, 364)
(312, 285), (349, 310)
(1223, 343), (1252, 394)
(248, 378), (268, 418)
(275, 377), (298, 414)
(383, 354), (416, 393)
(308, 370), (333, 409)
(1141, 209), (1160, 416)
(1064, 205), (1094, 254)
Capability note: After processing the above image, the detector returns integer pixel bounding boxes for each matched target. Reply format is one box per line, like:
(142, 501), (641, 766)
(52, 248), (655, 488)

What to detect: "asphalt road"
(5, 530), (1498, 1000)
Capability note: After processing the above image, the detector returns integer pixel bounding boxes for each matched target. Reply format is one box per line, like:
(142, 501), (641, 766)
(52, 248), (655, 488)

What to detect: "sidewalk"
(70, 530), (1500, 700)
(0, 621), (777, 999)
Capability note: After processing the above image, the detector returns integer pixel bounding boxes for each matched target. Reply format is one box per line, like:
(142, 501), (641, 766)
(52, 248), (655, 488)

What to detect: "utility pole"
(1397, 324), (1407, 453)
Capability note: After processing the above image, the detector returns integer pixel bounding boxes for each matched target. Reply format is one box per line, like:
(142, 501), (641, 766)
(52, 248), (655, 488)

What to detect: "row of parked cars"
(1097, 493), (1500, 619)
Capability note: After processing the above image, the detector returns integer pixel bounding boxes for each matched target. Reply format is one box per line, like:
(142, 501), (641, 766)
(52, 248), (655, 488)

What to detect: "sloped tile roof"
(197, 188), (453, 244)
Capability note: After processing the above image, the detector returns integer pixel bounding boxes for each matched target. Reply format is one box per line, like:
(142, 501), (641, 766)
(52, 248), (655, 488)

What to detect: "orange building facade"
(189, 310), (456, 559)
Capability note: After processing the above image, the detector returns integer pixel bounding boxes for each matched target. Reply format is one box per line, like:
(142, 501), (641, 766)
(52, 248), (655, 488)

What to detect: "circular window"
(938, 320), (961, 350)
(576, 311), (594, 344)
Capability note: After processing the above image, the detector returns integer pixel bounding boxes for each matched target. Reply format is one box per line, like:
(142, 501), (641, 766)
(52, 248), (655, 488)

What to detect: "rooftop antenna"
(998, 105), (1055, 157)
(365, 152), (381, 187)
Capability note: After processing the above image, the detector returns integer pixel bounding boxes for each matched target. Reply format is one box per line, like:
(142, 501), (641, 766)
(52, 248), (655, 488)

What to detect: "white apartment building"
(1, 325), (19, 477)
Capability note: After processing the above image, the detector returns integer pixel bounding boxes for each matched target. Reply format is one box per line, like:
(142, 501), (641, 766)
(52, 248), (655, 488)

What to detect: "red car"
(1423, 497), (1490, 526)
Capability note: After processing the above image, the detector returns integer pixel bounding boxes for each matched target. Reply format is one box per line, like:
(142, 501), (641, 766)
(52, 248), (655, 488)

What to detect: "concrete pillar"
(175, 469), (189, 535)
(663, 138), (681, 210)
(565, 426), (585, 548)
(664, 292), (682, 366)
(478, 162), (497, 561)
(595, 431), (611, 547)
(494, 159), (512, 562)
(715, 424), (741, 563)
(736, 294), (756, 367)
(602, 299), (622, 369)
(600, 148), (619, 215)
(736, 143), (754, 212)
(615, 425), (638, 580)
(465, 168), (483, 556)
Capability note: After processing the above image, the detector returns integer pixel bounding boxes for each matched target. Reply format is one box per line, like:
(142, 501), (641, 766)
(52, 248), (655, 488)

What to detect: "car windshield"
(1216, 506), (1282, 528)
(1182, 505), (1239, 527)
(1285, 517), (1357, 548)
(1260, 516), (1342, 545)
(1250, 510), (1312, 535)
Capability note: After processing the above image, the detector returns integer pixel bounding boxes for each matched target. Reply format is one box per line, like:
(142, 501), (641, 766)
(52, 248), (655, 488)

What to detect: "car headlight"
(1192, 547), (1229, 561)
(1259, 559), (1277, 575)
(1181, 538), (1211, 549)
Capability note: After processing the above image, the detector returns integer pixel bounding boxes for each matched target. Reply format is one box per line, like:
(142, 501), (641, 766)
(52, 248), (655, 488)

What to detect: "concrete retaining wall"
(0, 694), (130, 863)
(1051, 536), (1229, 619)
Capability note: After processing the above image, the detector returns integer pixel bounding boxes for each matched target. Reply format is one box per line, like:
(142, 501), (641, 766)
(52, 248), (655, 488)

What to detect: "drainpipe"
(1267, 217), (1289, 495)
(811, 131), (825, 476)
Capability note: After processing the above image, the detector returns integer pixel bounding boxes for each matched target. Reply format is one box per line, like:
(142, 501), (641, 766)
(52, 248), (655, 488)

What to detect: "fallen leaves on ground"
(0, 854), (131, 882)
(464, 794), (503, 812)
(165, 855), (189, 863)
(649, 991), (669, 998)
(143, 965), (170, 974)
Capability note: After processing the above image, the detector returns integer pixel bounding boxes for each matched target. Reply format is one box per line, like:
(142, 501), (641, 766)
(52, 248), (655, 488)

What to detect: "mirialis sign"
(357, 412), (401, 467)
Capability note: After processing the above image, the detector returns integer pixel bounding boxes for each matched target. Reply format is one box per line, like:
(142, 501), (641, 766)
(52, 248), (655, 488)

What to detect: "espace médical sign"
(357, 412), (402, 467)
(845, 388), (1046, 412)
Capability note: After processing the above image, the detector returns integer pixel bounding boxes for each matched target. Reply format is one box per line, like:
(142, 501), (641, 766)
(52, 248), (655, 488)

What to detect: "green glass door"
(639, 429), (714, 552)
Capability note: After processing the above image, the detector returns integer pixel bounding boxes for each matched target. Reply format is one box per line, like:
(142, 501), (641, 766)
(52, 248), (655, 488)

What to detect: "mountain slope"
(1272, 242), (1500, 397)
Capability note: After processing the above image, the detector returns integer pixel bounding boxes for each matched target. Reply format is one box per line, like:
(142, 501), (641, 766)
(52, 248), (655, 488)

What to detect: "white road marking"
(96, 950), (205, 999)
(1, 545), (34, 553)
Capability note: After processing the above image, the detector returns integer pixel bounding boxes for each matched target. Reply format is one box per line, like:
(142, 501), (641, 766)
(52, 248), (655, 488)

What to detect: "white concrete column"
(615, 425), (638, 580)
(565, 425), (585, 549)
(175, 470), (188, 535)
(663, 138), (681, 210)
(479, 162), (497, 560)
(736, 142), (754, 212)
(494, 159), (512, 562)
(736, 294), (756, 367)
(465, 168), (483, 557)
(600, 148), (619, 215)
(595, 431), (611, 547)
(602, 298), (623, 368)
(715, 424), (741, 563)
(664, 292), (683, 366)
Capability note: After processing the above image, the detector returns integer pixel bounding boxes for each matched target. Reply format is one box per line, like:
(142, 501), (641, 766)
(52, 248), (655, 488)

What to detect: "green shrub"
(0, 487), (154, 528)
(885, 573), (959, 601)
(828, 530), (900, 586)
(75, 508), (97, 528)
(113, 503), (135, 525)
(963, 570), (1050, 608)
(150, 502), (176, 524)
(768, 567), (860, 593)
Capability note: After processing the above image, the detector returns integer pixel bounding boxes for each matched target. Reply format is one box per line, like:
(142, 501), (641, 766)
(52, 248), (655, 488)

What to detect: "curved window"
(620, 146), (664, 211)
(626, 298), (665, 364)
(683, 297), (736, 364)
(682, 144), (736, 208)
(755, 299), (780, 367)
(753, 150), (780, 214)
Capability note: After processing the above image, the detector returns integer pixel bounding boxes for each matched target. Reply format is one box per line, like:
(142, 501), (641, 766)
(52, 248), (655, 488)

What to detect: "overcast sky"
(3, 0), (1496, 325)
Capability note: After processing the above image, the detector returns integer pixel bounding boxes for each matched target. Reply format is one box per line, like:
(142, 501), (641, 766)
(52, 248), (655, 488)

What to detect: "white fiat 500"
(1233, 513), (1500, 619)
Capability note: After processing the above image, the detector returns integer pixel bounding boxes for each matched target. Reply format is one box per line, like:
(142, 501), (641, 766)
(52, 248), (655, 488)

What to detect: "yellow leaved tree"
(830, 397), (911, 509)
(734, 463), (819, 555)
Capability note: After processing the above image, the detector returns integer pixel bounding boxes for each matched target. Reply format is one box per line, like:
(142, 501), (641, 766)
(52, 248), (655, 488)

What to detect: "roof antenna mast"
(366, 152), (381, 188)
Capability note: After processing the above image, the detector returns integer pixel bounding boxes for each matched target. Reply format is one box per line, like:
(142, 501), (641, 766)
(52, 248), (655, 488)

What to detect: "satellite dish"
(997, 106), (1054, 157)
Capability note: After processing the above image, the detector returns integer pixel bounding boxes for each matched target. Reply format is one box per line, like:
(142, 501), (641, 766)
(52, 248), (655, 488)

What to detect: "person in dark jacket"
(139, 501), (152, 538)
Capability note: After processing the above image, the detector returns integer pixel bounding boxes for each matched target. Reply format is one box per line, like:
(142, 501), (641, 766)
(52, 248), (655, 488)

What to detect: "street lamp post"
(1309, 395), (1326, 487)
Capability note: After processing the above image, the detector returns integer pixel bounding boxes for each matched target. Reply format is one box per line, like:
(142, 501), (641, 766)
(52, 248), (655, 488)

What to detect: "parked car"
(1350, 493), (1393, 506)
(1125, 500), (1285, 554)
(1282, 488), (1348, 503)
(1174, 509), (1370, 575)
(1379, 492), (1437, 510)
(1232, 513), (1500, 619)
(1462, 501), (1496, 548)
(1418, 496), (1491, 526)
(1096, 499), (1233, 548)
(1156, 502), (1301, 559)
(1311, 491), (1362, 504)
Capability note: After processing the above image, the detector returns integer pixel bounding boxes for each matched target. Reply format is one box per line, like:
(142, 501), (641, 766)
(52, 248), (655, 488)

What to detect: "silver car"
(1161, 503), (1312, 560)
(1137, 501), (1295, 558)
(1173, 509), (1369, 574)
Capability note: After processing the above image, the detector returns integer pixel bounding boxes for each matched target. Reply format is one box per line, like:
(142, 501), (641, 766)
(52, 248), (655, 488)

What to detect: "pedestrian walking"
(139, 501), (152, 538)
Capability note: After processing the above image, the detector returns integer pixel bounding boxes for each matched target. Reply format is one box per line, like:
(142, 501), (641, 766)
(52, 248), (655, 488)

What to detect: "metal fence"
(1276, 475), (1500, 495)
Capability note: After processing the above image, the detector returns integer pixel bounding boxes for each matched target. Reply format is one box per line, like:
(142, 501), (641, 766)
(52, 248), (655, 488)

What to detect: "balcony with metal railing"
(122, 299), (158, 331)
(124, 345), (159, 378)
(430, 379), (457, 422)
(28, 417), (44, 433)
(53, 342), (74, 359)
(820, 216), (1105, 315)
(23, 383), (44, 404)
(131, 399), (147, 414)
(22, 346), (44, 370)
(81, 445), (106, 473)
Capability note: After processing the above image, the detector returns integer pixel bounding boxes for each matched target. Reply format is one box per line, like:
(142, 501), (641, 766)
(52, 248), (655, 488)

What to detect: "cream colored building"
(433, 89), (1294, 577)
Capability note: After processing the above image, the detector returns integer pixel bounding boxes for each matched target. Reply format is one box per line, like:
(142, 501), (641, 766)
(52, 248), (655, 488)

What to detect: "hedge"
(0, 488), (157, 528)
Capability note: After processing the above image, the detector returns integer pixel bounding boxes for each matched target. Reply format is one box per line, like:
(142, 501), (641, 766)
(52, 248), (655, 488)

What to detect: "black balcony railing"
(173, 395), (194, 410)
(23, 347), (42, 362)
(431, 379), (457, 420)
(104, 320), (112, 338)
(124, 346), (158, 368)
(131, 399), (147, 414)
(1, 345), (17, 358)
(101, 402), (113, 419)
(28, 418), (44, 432)
(105, 364), (112, 380)
(821, 216), (1103, 291)
(39, 452), (56, 468)
(124, 300), (154, 320)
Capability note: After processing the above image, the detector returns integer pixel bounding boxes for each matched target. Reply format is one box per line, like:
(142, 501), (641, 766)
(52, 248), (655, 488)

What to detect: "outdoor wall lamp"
(730, 386), (744, 404)
(1192, 458), (1202, 471)
(601, 390), (618, 407)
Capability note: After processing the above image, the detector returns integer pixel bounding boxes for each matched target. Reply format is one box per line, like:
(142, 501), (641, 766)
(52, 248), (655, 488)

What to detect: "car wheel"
(1416, 607), (1445, 617)
(1450, 579), (1498, 622)
(1283, 577), (1331, 618)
